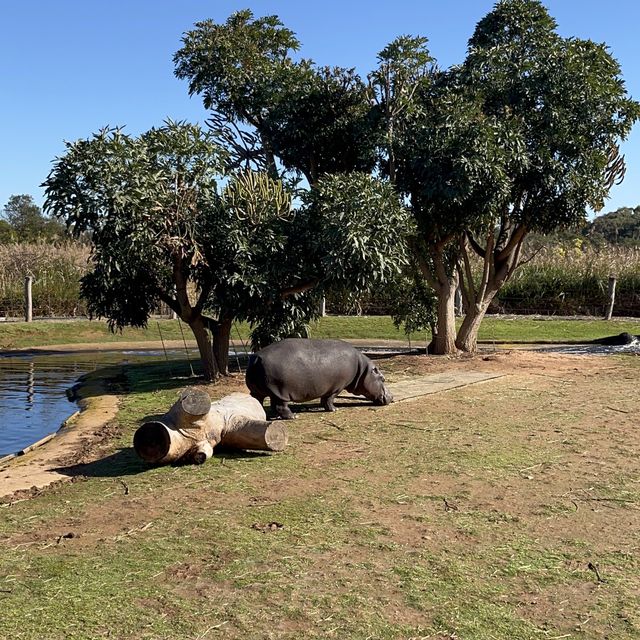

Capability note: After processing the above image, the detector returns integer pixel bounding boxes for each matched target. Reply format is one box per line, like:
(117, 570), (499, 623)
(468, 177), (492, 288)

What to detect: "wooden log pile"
(133, 390), (288, 465)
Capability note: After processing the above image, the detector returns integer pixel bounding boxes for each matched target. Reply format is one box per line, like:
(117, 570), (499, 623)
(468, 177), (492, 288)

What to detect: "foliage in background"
(0, 242), (89, 318)
(1, 236), (638, 323)
(493, 241), (640, 316)
(587, 206), (640, 246)
(1, 195), (67, 243)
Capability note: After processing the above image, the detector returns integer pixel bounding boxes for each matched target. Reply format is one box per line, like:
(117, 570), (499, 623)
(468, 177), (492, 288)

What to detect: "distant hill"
(588, 206), (640, 246)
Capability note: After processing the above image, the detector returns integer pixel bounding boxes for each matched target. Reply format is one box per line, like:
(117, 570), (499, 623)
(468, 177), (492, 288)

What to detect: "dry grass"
(496, 242), (640, 316)
(0, 242), (90, 317)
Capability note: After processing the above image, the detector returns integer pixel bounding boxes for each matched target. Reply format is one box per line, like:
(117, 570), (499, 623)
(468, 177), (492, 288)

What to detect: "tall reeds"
(0, 240), (638, 319)
(0, 242), (90, 318)
(494, 241), (640, 316)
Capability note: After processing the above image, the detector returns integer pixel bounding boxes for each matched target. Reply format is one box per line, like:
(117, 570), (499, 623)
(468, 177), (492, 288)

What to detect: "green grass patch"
(2, 314), (639, 350)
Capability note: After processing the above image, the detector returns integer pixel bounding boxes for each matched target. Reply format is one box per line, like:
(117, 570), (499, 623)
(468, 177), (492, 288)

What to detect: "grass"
(0, 241), (90, 317)
(1, 353), (639, 638)
(1, 314), (639, 350)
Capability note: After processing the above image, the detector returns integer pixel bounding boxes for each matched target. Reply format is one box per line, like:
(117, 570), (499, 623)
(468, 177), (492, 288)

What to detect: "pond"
(0, 348), (206, 458)
(533, 339), (640, 356)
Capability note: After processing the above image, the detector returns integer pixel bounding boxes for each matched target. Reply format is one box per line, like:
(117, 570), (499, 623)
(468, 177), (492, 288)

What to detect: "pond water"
(534, 339), (640, 356)
(0, 348), (206, 458)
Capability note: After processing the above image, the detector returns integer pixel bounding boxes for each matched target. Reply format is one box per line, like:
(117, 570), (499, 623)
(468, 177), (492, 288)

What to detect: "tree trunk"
(189, 315), (219, 382)
(455, 294), (496, 353)
(212, 317), (232, 376)
(431, 277), (458, 354)
(426, 246), (459, 355)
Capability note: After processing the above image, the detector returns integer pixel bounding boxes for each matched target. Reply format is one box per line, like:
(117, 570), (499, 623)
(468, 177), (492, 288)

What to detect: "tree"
(0, 219), (13, 243)
(174, 10), (413, 344)
(43, 121), (250, 380)
(174, 10), (379, 186)
(43, 121), (410, 380)
(383, 0), (639, 353)
(2, 194), (66, 242)
(589, 206), (640, 246)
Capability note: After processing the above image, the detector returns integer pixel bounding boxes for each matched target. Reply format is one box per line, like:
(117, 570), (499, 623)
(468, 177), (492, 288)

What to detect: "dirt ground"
(1, 349), (639, 638)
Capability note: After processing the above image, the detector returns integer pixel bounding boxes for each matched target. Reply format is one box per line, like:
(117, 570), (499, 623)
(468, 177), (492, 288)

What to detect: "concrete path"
(388, 371), (505, 402)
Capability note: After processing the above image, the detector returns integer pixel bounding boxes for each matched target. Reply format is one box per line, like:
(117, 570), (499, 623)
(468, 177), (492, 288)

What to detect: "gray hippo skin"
(245, 338), (393, 419)
(590, 332), (639, 346)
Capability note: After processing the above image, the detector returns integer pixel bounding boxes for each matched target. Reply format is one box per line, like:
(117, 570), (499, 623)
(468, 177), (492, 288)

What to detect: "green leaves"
(462, 0), (640, 231)
(174, 10), (300, 121)
(222, 170), (292, 223)
(305, 173), (411, 291)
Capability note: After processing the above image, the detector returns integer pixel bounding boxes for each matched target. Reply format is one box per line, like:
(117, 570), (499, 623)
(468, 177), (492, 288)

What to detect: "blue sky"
(2, 1), (639, 217)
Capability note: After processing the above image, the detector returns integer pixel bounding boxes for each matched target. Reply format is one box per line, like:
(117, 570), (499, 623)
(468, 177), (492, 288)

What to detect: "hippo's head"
(357, 362), (393, 406)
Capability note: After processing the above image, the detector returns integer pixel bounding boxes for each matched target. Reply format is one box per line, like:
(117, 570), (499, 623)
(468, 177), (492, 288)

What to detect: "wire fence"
(1, 242), (639, 322)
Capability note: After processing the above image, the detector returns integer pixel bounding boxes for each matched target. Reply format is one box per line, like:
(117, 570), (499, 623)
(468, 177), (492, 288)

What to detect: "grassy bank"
(1, 315), (639, 350)
(1, 352), (639, 638)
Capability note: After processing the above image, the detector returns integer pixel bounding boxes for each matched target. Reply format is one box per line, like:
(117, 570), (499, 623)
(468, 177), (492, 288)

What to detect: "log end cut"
(221, 419), (288, 452)
(133, 421), (172, 464)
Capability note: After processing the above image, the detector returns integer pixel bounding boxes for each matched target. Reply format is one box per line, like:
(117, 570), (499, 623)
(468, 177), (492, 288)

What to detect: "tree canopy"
(43, 121), (410, 379)
(589, 207), (640, 246)
(384, 0), (640, 351)
(1, 194), (66, 243)
(174, 2), (639, 355)
(42, 0), (639, 380)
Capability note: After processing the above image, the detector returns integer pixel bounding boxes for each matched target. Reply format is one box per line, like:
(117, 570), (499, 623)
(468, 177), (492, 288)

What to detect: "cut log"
(133, 390), (288, 466)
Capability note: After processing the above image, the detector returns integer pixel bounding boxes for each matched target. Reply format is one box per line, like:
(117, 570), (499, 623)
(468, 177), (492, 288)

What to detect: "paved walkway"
(388, 371), (505, 402)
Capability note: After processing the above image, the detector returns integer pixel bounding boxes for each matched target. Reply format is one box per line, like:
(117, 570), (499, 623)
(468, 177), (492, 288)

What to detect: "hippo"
(245, 338), (393, 419)
(590, 332), (639, 346)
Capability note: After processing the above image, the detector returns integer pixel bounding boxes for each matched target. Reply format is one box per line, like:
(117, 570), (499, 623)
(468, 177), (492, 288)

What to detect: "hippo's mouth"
(373, 390), (393, 406)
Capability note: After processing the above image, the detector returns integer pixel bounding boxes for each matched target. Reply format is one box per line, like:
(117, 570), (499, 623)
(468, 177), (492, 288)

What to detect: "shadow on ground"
(53, 445), (274, 479)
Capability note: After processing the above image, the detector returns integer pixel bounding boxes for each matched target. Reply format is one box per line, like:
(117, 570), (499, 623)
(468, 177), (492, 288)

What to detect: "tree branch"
(194, 279), (211, 315)
(466, 232), (486, 258)
(279, 278), (319, 299)
(158, 290), (180, 316)
(476, 229), (495, 304)
(459, 235), (477, 309)
(408, 236), (438, 290)
(495, 223), (527, 264)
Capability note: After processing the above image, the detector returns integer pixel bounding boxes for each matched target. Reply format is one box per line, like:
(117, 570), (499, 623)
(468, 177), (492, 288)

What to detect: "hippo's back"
(246, 338), (361, 403)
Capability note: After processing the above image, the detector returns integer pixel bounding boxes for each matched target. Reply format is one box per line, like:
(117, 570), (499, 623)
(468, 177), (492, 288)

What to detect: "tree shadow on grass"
(53, 447), (148, 478)
(74, 354), (253, 401)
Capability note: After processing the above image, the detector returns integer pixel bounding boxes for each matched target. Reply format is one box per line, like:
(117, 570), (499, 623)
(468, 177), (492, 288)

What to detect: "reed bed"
(0, 242), (90, 318)
(494, 242), (640, 316)
(0, 240), (637, 320)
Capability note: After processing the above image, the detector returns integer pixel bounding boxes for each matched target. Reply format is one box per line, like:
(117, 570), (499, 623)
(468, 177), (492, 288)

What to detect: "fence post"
(24, 276), (33, 322)
(605, 275), (617, 320)
(319, 297), (326, 317)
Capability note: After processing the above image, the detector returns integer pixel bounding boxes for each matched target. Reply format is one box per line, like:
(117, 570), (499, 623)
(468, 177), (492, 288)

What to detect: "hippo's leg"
(321, 394), (337, 412)
(272, 397), (295, 420)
